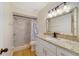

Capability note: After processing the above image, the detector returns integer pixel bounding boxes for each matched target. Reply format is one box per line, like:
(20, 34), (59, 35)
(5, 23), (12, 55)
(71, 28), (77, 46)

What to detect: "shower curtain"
(31, 19), (38, 41)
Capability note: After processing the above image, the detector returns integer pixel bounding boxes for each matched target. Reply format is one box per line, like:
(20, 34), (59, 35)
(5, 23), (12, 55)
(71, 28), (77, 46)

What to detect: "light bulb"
(51, 11), (55, 17)
(52, 10), (57, 17)
(64, 5), (71, 12)
(57, 8), (63, 15)
(47, 13), (52, 18)
(64, 5), (68, 10)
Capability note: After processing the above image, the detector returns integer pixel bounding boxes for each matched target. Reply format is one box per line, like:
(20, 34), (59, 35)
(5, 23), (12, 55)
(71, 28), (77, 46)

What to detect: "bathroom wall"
(37, 2), (79, 37)
(0, 3), (13, 55)
(11, 2), (41, 18)
(12, 6), (37, 18)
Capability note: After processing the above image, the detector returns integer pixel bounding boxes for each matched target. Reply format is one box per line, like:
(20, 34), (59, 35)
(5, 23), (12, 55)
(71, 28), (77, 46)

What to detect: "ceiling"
(12, 2), (49, 15)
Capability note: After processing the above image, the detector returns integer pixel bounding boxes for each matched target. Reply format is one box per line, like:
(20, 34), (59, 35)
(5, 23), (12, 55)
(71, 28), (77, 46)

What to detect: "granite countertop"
(37, 33), (79, 55)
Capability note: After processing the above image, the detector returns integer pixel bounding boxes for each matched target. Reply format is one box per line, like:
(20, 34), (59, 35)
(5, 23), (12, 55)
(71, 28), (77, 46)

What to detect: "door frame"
(12, 12), (37, 54)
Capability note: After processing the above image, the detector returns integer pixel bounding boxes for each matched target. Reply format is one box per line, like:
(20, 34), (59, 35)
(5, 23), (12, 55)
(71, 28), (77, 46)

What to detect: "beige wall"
(12, 7), (37, 18)
(0, 3), (13, 55)
(11, 3), (37, 18)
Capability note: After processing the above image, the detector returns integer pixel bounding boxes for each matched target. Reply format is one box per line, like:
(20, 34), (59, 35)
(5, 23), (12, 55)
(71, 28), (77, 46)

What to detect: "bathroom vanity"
(35, 34), (79, 56)
(35, 7), (79, 56)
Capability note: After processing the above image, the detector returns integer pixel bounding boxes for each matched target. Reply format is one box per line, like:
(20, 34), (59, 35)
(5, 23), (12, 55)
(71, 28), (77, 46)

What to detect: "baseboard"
(14, 44), (30, 51)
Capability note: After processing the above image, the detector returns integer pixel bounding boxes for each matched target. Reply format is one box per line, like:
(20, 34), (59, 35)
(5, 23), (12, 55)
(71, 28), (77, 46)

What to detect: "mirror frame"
(46, 7), (78, 37)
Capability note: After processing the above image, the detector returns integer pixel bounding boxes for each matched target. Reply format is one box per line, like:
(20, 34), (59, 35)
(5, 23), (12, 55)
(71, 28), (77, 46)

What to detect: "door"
(13, 16), (31, 47)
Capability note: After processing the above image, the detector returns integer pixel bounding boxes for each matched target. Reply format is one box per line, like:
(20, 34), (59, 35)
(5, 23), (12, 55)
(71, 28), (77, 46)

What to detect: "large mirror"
(46, 7), (78, 37)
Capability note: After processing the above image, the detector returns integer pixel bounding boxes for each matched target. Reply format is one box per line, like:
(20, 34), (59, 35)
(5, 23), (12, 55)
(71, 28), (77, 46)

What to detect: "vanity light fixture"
(51, 9), (57, 17)
(47, 2), (72, 18)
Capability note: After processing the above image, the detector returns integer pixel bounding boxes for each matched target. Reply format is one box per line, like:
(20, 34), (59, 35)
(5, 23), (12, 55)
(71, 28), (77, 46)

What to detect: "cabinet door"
(57, 47), (78, 56)
(39, 39), (57, 55)
(46, 50), (56, 56)
(43, 47), (56, 56)
(35, 37), (45, 56)
(36, 37), (57, 56)
(36, 44), (44, 56)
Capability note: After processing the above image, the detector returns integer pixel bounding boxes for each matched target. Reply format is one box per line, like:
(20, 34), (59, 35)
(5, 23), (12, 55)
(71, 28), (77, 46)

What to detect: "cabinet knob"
(0, 48), (8, 55)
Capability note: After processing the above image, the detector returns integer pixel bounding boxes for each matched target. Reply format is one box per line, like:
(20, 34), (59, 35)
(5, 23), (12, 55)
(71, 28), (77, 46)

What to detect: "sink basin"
(45, 36), (53, 39)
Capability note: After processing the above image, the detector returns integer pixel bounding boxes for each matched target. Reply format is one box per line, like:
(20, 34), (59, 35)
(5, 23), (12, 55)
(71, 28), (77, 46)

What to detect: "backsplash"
(57, 34), (79, 42)
(44, 32), (79, 42)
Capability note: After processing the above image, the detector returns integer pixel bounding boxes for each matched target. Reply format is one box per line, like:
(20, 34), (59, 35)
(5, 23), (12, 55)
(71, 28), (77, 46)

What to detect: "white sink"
(45, 36), (53, 40)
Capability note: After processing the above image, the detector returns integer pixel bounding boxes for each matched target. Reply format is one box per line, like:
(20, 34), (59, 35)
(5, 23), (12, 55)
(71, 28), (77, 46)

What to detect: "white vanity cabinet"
(35, 37), (78, 56)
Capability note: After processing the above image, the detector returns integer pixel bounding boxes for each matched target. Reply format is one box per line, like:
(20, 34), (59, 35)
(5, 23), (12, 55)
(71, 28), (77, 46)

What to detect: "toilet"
(30, 41), (36, 51)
